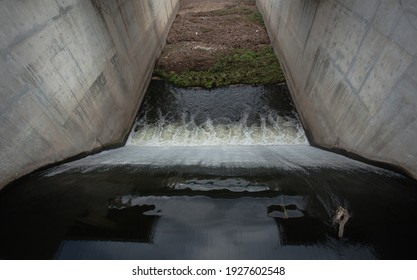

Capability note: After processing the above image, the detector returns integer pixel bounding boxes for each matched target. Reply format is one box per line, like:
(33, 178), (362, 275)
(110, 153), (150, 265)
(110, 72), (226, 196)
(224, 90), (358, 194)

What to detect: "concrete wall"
(0, 0), (179, 189)
(257, 0), (417, 179)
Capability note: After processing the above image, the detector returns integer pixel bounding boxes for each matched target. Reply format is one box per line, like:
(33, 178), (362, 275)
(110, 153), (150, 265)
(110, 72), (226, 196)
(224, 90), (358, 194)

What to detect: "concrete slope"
(0, 0), (179, 189)
(257, 0), (417, 179)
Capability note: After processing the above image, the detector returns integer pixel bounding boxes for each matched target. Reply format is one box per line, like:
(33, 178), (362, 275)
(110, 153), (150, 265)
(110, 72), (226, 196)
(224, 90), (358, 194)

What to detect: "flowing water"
(1, 81), (417, 260)
(126, 82), (308, 146)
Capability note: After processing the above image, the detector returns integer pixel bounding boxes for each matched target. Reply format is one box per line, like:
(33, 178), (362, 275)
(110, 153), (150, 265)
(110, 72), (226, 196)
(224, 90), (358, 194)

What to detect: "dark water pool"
(1, 163), (417, 259)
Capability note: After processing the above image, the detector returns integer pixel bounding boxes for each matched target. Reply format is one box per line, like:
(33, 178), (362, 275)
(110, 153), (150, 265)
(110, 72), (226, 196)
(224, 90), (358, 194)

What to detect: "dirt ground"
(155, 0), (272, 73)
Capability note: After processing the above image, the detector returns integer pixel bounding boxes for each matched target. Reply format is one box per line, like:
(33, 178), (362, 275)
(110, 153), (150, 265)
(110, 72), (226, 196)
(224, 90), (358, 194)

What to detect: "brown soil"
(156, 0), (271, 73)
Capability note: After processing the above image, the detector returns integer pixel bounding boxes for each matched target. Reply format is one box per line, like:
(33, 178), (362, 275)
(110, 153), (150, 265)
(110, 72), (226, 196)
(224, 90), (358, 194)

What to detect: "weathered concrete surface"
(0, 0), (179, 189)
(257, 0), (417, 179)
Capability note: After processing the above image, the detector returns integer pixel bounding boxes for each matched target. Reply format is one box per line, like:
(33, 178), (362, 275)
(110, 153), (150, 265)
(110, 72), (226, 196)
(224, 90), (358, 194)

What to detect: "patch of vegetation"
(154, 46), (285, 88)
(248, 11), (264, 25)
(197, 8), (264, 26)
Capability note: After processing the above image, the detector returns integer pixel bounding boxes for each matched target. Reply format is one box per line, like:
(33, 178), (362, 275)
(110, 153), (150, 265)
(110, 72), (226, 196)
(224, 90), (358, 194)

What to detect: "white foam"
(126, 112), (309, 146)
(170, 178), (271, 192)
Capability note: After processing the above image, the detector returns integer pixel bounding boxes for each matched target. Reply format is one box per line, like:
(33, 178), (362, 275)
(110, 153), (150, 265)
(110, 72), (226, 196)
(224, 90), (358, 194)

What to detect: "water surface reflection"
(2, 166), (416, 259)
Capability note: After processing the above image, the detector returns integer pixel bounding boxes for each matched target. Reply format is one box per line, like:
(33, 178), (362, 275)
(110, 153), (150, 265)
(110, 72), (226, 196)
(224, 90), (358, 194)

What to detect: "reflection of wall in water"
(267, 196), (329, 245)
(66, 205), (160, 243)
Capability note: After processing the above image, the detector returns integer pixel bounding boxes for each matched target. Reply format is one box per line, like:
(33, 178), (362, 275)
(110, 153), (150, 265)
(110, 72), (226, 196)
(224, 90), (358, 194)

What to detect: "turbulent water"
(127, 81), (308, 146)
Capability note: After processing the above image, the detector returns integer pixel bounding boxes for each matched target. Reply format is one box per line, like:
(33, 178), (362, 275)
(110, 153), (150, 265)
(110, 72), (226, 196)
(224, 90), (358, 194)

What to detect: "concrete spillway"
(2, 0), (417, 260)
(1, 1), (417, 185)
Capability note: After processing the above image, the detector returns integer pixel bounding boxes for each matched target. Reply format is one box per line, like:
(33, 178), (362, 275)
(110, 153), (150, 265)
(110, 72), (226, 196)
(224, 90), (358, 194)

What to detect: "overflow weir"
(1, 0), (417, 260)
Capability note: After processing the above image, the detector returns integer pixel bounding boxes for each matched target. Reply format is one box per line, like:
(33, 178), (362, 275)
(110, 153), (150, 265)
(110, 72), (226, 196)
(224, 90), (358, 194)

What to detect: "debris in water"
(333, 206), (350, 238)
